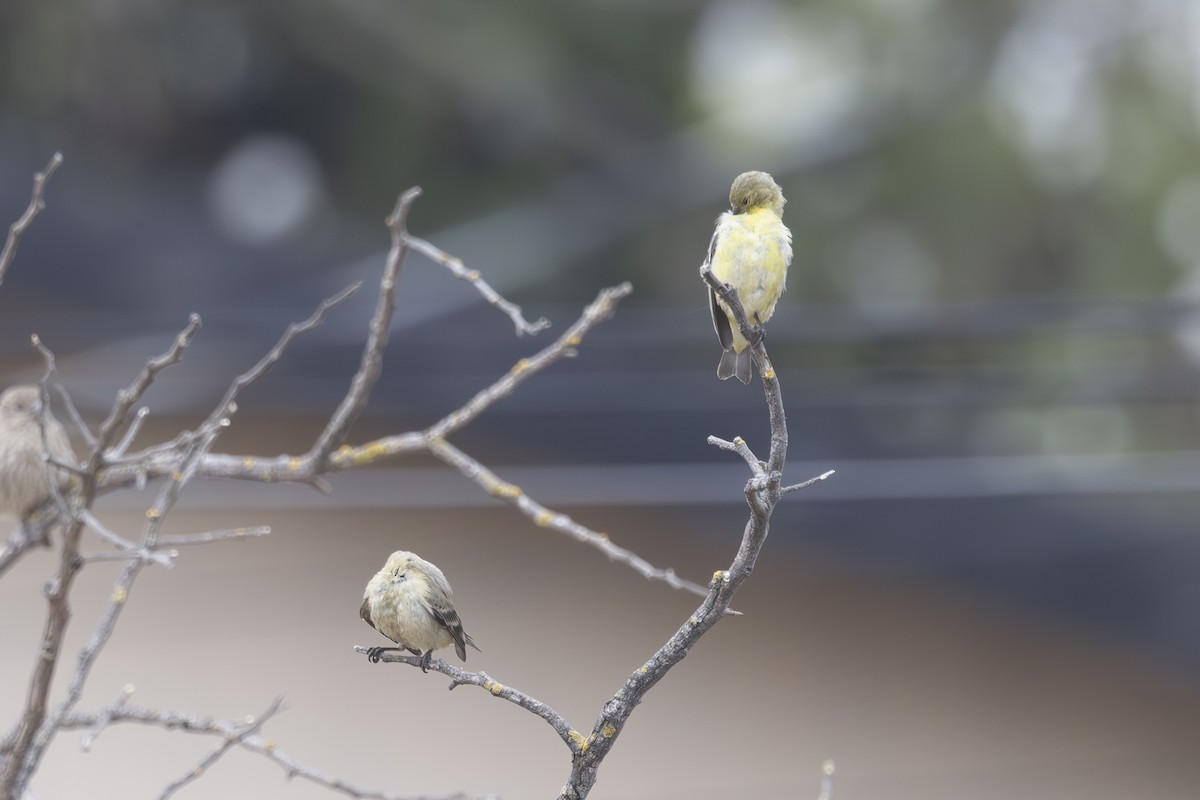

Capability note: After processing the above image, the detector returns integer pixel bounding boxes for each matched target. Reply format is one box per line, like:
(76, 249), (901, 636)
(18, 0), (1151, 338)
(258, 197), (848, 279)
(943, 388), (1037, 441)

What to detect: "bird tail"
(717, 349), (752, 384)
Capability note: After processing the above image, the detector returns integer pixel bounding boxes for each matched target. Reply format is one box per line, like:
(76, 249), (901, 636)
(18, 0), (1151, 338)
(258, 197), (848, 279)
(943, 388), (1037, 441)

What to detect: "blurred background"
(3, 0), (1200, 797)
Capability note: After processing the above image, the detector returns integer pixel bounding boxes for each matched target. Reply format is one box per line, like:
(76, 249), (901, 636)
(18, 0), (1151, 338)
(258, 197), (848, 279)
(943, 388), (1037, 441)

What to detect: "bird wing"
(705, 223), (735, 350)
(423, 570), (479, 660)
(359, 596), (376, 630)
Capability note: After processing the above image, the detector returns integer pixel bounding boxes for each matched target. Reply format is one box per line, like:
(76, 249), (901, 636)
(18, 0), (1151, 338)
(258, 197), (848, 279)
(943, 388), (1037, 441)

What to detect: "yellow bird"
(704, 171), (792, 384)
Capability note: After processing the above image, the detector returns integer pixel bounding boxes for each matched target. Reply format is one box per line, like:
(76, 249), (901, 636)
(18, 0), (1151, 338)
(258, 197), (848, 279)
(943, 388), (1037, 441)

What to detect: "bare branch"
(80, 509), (173, 568)
(57, 703), (492, 800)
(406, 234), (550, 336)
(0, 527), (37, 579)
(706, 435), (764, 475)
(156, 525), (271, 547)
(94, 315), (204, 454)
(422, 282), (628, 441)
(0, 152), (63, 290)
(555, 274), (832, 799)
(16, 432), (221, 791)
(111, 407), (148, 457)
(426, 436), (712, 598)
(309, 189), (421, 467)
(159, 696), (285, 800)
(33, 335), (96, 449)
(352, 647), (578, 751)
(782, 470), (836, 495)
(80, 684), (134, 752)
(201, 282), (360, 434)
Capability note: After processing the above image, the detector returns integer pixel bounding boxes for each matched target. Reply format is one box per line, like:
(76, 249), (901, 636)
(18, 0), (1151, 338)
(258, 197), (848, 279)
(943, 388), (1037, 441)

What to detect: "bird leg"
(748, 313), (766, 348)
(366, 646), (403, 663)
(419, 650), (434, 673)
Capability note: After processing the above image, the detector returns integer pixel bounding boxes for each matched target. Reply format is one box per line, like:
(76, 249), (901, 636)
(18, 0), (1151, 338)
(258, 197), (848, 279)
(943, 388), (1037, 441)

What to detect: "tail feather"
(718, 349), (752, 384)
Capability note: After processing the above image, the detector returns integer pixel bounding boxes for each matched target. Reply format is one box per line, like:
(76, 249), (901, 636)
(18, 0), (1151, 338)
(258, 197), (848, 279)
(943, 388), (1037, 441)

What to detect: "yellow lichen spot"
(490, 482), (521, 499)
(192, 768), (202, 778)
(568, 730), (587, 750)
(234, 527), (246, 537)
(145, 508), (160, 520)
(762, 367), (776, 381)
(566, 334), (581, 347)
(638, 665), (649, 674)
(534, 510), (553, 527)
(511, 358), (531, 375)
(113, 587), (127, 604)
(601, 724), (616, 738)
(242, 456), (256, 469)
(596, 532), (609, 541)
(287, 457), (302, 471)
(337, 444), (354, 457)
(485, 681), (503, 696)
(733, 436), (745, 446)
(264, 740), (276, 752)
(465, 269), (481, 281)
(170, 471), (183, 482)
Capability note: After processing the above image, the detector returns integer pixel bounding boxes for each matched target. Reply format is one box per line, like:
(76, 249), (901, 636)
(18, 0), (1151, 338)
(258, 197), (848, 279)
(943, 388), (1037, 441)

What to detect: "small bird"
(360, 550), (480, 672)
(0, 385), (76, 519)
(704, 171), (793, 384)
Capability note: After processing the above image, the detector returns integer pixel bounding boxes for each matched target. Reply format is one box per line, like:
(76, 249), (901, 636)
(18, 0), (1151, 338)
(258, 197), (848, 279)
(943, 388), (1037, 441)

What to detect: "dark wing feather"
(359, 596), (376, 630)
(430, 604), (480, 661)
(710, 288), (734, 350)
(704, 224), (734, 350)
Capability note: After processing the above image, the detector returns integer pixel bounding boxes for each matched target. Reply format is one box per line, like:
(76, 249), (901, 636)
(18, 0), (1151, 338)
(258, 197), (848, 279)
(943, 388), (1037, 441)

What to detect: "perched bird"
(0, 385), (76, 519)
(360, 550), (480, 672)
(704, 171), (793, 384)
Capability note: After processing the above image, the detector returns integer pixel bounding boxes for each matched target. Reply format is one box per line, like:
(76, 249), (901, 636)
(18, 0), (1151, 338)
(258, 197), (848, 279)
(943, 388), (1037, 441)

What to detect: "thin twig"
(32, 335), (96, 449)
(94, 315), (204, 453)
(201, 282), (361, 434)
(309, 190), (421, 467)
(352, 647), (578, 751)
(111, 407), (149, 457)
(706, 435), (764, 475)
(406, 234), (550, 336)
(158, 696), (285, 800)
(426, 436), (712, 598)
(156, 525), (271, 547)
(781, 470), (836, 495)
(80, 684), (134, 752)
(57, 704), (491, 800)
(0, 152), (63, 290)
(80, 509), (173, 568)
(330, 283), (631, 466)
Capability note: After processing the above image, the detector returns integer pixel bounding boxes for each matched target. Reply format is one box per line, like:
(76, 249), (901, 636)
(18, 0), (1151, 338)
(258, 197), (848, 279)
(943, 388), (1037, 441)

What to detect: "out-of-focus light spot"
(1135, 0), (1200, 132)
(986, 1), (1112, 189)
(1157, 173), (1200, 268)
(831, 222), (940, 319)
(207, 135), (325, 247)
(160, 6), (252, 108)
(689, 0), (864, 149)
